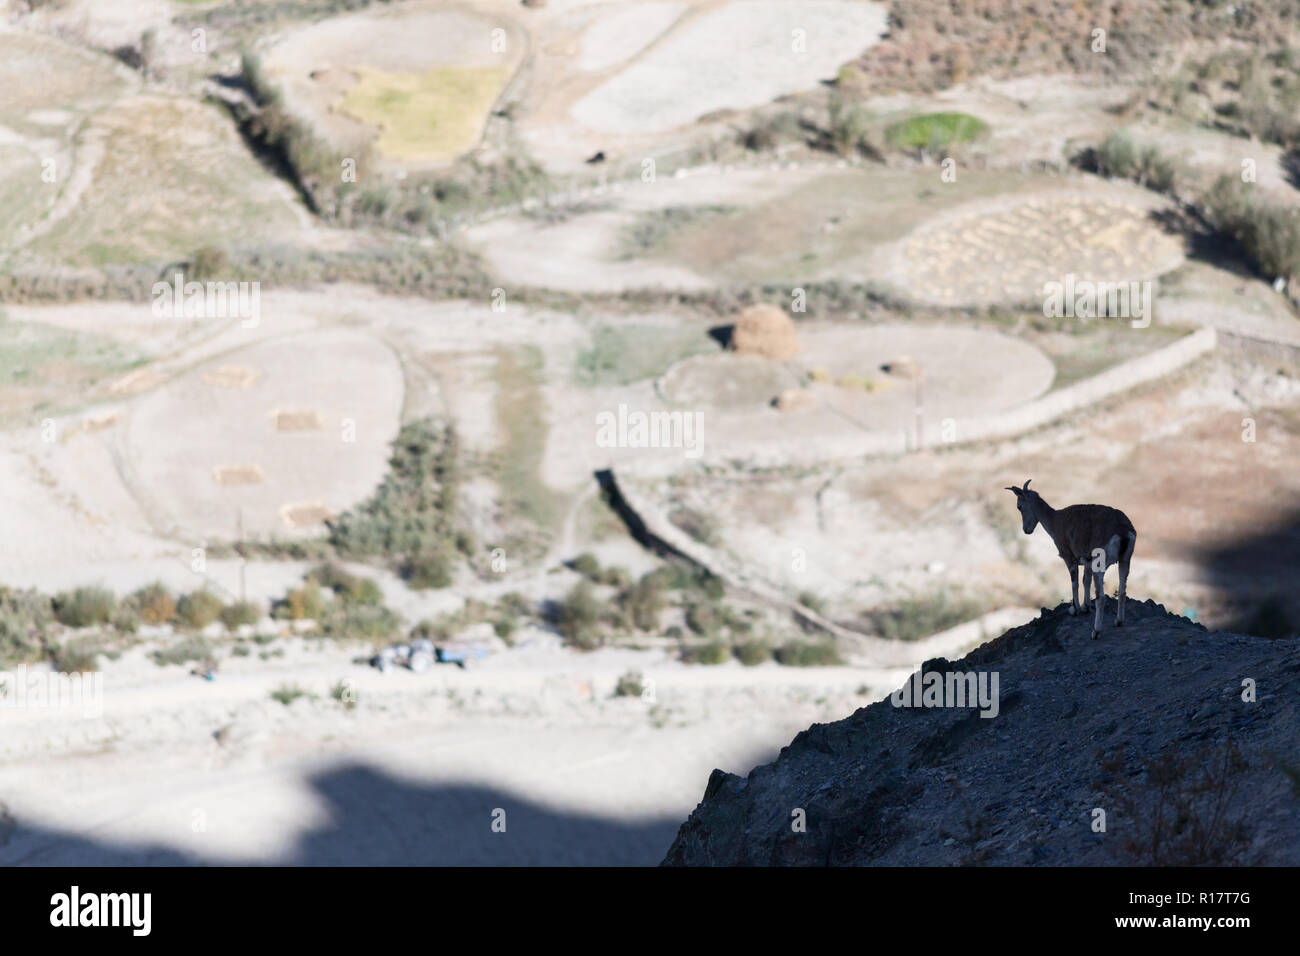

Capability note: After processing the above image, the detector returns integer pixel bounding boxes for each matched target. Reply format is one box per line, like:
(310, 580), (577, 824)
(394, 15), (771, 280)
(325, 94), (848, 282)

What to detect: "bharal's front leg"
(1081, 561), (1092, 611)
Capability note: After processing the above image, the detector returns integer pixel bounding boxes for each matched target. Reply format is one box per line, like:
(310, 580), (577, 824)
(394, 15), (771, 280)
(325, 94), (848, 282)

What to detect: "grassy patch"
(339, 65), (510, 164)
(884, 112), (988, 151)
(491, 346), (561, 541)
(0, 316), (141, 391)
(575, 324), (717, 388)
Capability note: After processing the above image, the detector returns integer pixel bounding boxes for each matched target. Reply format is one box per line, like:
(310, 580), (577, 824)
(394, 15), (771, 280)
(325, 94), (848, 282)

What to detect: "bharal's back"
(1054, 504), (1136, 563)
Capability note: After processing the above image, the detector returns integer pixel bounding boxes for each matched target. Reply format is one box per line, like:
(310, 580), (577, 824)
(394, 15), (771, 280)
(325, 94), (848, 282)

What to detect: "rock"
(662, 600), (1300, 866)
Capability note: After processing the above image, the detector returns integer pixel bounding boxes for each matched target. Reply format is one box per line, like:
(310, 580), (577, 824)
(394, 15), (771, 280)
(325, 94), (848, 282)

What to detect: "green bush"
(151, 636), (213, 667)
(776, 640), (843, 667)
(734, 639), (772, 666)
(52, 586), (116, 628)
(220, 600), (262, 631)
(311, 563), (384, 604)
(402, 550), (454, 590)
(619, 576), (665, 632)
(1205, 174), (1300, 280)
(0, 587), (53, 666)
(1093, 132), (1178, 193)
(685, 601), (724, 638)
(682, 640), (730, 665)
(318, 602), (402, 643)
(558, 580), (604, 648)
(613, 671), (645, 698)
(572, 553), (602, 580)
(176, 590), (224, 630)
(270, 683), (308, 706)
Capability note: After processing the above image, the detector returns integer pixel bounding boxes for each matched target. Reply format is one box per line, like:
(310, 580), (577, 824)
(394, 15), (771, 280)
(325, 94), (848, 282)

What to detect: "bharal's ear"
(1005, 485), (1021, 495)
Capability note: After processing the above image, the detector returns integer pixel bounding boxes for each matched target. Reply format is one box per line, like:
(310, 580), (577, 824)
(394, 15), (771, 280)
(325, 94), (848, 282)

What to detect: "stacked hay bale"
(728, 304), (802, 360)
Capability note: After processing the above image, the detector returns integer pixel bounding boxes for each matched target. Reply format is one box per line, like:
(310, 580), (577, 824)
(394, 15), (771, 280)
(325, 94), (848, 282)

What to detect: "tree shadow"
(0, 763), (682, 866)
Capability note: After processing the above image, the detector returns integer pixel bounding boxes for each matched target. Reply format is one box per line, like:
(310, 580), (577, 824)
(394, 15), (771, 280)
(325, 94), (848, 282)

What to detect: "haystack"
(728, 304), (802, 360)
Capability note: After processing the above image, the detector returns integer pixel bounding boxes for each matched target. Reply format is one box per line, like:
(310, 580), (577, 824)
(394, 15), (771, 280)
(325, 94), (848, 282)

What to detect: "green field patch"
(339, 65), (509, 164)
(884, 112), (989, 151)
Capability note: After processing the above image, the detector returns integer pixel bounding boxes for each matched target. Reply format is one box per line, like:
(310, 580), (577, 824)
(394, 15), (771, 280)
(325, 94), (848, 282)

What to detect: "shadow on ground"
(1194, 506), (1300, 638)
(0, 763), (682, 866)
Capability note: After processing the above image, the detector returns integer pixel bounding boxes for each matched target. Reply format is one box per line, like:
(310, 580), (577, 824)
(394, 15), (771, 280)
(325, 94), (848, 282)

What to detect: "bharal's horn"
(1023, 478), (1032, 492)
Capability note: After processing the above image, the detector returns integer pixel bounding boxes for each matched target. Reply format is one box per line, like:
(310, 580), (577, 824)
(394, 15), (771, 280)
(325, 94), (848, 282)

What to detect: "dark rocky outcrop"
(663, 600), (1300, 865)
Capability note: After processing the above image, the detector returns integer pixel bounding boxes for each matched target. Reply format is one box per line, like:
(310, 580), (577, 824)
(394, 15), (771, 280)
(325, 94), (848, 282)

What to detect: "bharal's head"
(1005, 478), (1039, 534)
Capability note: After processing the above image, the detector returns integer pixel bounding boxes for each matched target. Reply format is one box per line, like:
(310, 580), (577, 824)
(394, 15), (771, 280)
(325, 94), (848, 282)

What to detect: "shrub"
(682, 640), (730, 665)
(0, 587), (53, 666)
(190, 246), (229, 281)
(276, 580), (326, 621)
(797, 590), (825, 614)
(176, 590), (224, 630)
(402, 550), (454, 590)
(1206, 174), (1300, 280)
(498, 592), (532, 617)
(558, 580), (604, 647)
(734, 639), (772, 666)
(1092, 132), (1178, 193)
(220, 600), (263, 631)
(776, 640), (843, 667)
(52, 586), (116, 628)
(1102, 741), (1256, 865)
(311, 563), (384, 605)
(131, 581), (176, 625)
(613, 670), (644, 698)
(270, 683), (308, 706)
(619, 576), (665, 632)
(685, 601), (722, 637)
(331, 679), (358, 710)
(318, 602), (402, 643)
(572, 552), (602, 579)
(151, 636), (213, 667)
(51, 640), (100, 674)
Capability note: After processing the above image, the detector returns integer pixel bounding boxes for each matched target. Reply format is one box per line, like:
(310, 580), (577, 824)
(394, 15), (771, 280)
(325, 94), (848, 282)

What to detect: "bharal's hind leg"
(1081, 561), (1092, 611)
(1092, 569), (1105, 638)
